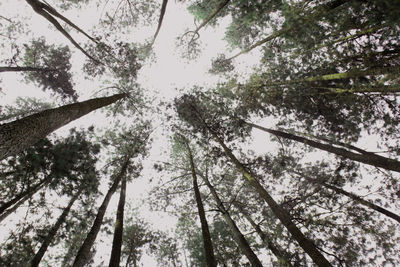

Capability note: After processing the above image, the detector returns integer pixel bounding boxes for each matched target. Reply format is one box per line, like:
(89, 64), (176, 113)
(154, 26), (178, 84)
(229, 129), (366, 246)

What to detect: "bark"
(25, 0), (100, 63)
(29, 188), (82, 267)
(207, 127), (332, 267)
(318, 84), (400, 95)
(0, 66), (57, 72)
(199, 172), (264, 267)
(108, 174), (127, 267)
(185, 141), (217, 267)
(246, 122), (400, 173)
(149, 0), (169, 47)
(0, 93), (126, 160)
(296, 172), (400, 224)
(235, 203), (293, 267)
(0, 175), (50, 216)
(72, 158), (130, 267)
(227, 0), (351, 60)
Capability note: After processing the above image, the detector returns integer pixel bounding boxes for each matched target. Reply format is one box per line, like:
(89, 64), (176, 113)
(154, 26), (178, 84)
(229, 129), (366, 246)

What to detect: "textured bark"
(185, 142), (217, 267)
(247, 122), (400, 173)
(108, 174), (127, 267)
(207, 127), (332, 267)
(235, 203), (293, 267)
(298, 173), (400, 224)
(72, 159), (129, 267)
(0, 93), (126, 160)
(0, 176), (50, 216)
(149, 0), (169, 47)
(0, 66), (57, 72)
(25, 0), (100, 63)
(199, 172), (264, 267)
(227, 0), (351, 60)
(29, 188), (82, 267)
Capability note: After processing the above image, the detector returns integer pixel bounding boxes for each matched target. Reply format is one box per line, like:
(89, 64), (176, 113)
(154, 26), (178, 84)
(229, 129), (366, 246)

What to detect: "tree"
(0, 92), (126, 160)
(175, 94), (333, 267)
(25, 0), (100, 63)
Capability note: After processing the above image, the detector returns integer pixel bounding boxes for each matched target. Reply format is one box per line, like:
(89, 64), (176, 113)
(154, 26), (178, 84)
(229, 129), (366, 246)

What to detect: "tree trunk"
(149, 0), (168, 47)
(235, 203), (293, 267)
(296, 172), (400, 224)
(207, 127), (332, 267)
(0, 175), (50, 216)
(185, 141), (217, 267)
(227, 0), (351, 60)
(0, 178), (48, 223)
(29, 187), (82, 267)
(246, 122), (400, 173)
(108, 174), (127, 267)
(25, 0), (100, 63)
(0, 93), (126, 160)
(72, 158), (129, 267)
(191, 0), (230, 40)
(199, 172), (264, 267)
(0, 66), (57, 72)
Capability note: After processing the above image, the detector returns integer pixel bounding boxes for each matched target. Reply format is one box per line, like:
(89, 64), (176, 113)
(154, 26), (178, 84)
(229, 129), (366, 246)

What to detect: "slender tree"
(182, 138), (217, 267)
(293, 171), (400, 224)
(149, 0), (169, 47)
(199, 170), (264, 267)
(25, 0), (100, 63)
(246, 121), (400, 173)
(0, 93), (126, 160)
(29, 187), (83, 267)
(108, 174), (127, 267)
(72, 157), (130, 267)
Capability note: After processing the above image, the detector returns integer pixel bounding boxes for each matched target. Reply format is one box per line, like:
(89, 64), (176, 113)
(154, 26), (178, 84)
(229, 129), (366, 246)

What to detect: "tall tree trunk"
(199, 172), (264, 267)
(108, 174), (127, 267)
(0, 175), (50, 216)
(246, 122), (400, 173)
(0, 66), (57, 72)
(72, 158), (130, 267)
(185, 141), (217, 267)
(149, 0), (169, 47)
(29, 187), (82, 267)
(318, 84), (400, 95)
(0, 93), (126, 160)
(295, 172), (400, 224)
(25, 0), (100, 63)
(206, 127), (332, 267)
(234, 203), (293, 267)
(227, 0), (351, 60)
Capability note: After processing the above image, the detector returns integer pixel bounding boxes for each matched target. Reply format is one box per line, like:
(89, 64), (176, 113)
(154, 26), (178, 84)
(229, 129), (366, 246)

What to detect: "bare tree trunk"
(207, 127), (332, 267)
(0, 93), (126, 160)
(108, 174), (127, 267)
(246, 122), (400, 173)
(29, 187), (82, 267)
(199, 172), (264, 267)
(0, 66), (57, 72)
(72, 158), (130, 267)
(25, 0), (100, 63)
(149, 0), (169, 47)
(184, 141), (217, 267)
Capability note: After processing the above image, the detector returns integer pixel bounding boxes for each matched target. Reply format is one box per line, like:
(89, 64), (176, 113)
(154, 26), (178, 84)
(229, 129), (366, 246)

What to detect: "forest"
(0, 0), (400, 266)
